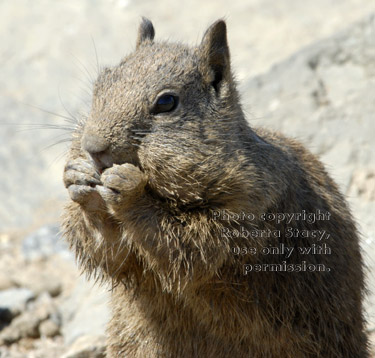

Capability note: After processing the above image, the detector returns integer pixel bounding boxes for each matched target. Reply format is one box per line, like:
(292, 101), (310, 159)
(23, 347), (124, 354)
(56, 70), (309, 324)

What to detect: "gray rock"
(59, 276), (110, 345)
(348, 168), (375, 202)
(14, 268), (63, 298)
(61, 335), (106, 358)
(32, 279), (62, 298)
(0, 347), (26, 358)
(22, 224), (73, 262)
(0, 311), (41, 344)
(0, 273), (14, 291)
(29, 292), (58, 322)
(39, 319), (60, 338)
(0, 292), (60, 344)
(0, 288), (35, 319)
(242, 15), (375, 190)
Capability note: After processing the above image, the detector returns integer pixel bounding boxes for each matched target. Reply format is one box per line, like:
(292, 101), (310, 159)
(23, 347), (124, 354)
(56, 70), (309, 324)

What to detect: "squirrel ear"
(136, 17), (155, 49)
(199, 20), (230, 92)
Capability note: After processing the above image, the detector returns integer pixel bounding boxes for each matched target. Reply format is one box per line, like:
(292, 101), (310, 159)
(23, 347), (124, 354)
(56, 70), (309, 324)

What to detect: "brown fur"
(62, 18), (369, 357)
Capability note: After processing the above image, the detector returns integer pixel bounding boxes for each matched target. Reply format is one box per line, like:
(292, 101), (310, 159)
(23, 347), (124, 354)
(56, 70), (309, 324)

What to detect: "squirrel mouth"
(90, 153), (140, 174)
(89, 153), (114, 174)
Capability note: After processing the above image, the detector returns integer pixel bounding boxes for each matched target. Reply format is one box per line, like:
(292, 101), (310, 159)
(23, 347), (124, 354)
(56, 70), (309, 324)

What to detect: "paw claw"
(101, 164), (146, 195)
(64, 157), (103, 209)
(96, 185), (120, 205)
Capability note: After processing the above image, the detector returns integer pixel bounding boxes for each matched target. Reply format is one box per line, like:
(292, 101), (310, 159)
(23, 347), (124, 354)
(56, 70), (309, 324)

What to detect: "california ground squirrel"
(62, 18), (369, 357)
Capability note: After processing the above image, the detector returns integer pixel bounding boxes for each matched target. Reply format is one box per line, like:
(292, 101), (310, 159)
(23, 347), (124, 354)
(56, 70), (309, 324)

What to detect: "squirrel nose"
(82, 133), (109, 154)
(82, 133), (112, 171)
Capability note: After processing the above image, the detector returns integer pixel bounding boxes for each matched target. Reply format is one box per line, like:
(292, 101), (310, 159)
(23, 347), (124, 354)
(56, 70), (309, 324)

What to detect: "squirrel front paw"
(63, 157), (105, 211)
(96, 163), (147, 212)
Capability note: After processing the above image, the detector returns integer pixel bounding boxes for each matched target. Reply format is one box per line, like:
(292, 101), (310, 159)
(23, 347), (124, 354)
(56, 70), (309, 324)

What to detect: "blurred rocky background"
(0, 0), (374, 357)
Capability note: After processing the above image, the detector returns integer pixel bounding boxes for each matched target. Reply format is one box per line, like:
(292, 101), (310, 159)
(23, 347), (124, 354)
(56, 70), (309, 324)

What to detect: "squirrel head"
(80, 18), (248, 207)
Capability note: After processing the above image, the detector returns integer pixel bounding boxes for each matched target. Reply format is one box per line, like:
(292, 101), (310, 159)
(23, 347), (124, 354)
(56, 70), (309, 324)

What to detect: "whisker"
(71, 75), (94, 97)
(130, 129), (152, 133)
(71, 53), (96, 85)
(43, 138), (72, 150)
(17, 102), (76, 124)
(46, 148), (70, 167)
(91, 35), (101, 76)
(58, 85), (81, 124)
(11, 123), (75, 133)
(130, 136), (146, 141)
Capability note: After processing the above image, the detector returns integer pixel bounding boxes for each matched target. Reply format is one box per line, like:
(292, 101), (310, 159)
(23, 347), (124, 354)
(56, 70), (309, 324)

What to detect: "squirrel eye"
(151, 94), (178, 114)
